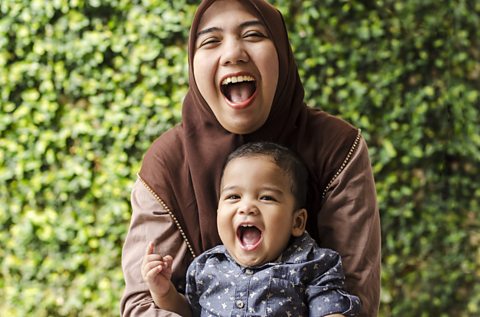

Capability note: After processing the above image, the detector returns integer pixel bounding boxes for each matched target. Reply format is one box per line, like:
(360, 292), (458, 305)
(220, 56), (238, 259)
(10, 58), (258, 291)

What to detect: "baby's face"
(217, 155), (305, 267)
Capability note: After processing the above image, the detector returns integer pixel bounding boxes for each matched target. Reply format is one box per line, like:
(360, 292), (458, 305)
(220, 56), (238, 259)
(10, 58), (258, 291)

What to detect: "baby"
(142, 142), (361, 316)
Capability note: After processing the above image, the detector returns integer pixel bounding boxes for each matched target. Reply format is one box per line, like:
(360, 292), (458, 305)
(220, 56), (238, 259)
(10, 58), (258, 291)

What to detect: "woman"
(121, 0), (381, 316)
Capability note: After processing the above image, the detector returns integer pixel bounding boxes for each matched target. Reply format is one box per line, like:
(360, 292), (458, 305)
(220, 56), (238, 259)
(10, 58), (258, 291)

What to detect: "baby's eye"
(260, 195), (276, 202)
(226, 194), (241, 200)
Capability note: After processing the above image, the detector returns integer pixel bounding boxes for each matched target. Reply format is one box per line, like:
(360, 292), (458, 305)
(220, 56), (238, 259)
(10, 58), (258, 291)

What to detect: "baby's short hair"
(223, 142), (308, 209)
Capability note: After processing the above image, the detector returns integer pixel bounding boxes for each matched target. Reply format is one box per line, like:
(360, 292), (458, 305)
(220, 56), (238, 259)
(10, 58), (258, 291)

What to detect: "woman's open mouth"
(220, 74), (257, 108)
(236, 224), (262, 251)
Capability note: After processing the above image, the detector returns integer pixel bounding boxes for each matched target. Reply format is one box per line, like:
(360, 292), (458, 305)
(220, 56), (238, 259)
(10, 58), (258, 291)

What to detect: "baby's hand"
(141, 242), (174, 297)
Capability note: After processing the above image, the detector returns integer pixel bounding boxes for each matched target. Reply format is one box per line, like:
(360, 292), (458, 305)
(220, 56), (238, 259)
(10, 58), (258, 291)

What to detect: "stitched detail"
(321, 129), (362, 199)
(138, 175), (196, 258)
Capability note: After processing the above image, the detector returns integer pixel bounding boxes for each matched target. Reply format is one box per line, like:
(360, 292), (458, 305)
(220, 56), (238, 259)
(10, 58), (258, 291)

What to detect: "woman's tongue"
(226, 82), (254, 103)
(240, 226), (261, 248)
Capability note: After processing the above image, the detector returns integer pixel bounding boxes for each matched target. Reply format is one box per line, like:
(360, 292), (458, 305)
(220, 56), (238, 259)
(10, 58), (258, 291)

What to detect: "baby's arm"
(307, 248), (361, 317)
(141, 242), (192, 317)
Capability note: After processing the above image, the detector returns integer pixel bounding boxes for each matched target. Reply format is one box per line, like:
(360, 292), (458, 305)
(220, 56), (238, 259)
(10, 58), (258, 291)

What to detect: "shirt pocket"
(265, 267), (308, 316)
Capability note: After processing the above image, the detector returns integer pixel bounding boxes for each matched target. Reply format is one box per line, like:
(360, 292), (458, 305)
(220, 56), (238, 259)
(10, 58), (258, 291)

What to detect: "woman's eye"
(199, 37), (220, 48)
(244, 31), (266, 39)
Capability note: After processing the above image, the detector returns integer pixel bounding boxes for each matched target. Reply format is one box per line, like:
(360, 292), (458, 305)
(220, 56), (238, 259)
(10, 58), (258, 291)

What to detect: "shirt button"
(245, 269), (253, 275)
(236, 300), (244, 309)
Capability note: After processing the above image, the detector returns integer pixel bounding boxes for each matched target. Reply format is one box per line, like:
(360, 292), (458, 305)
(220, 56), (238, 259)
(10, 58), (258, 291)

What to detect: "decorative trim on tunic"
(138, 174), (197, 258)
(321, 128), (362, 199)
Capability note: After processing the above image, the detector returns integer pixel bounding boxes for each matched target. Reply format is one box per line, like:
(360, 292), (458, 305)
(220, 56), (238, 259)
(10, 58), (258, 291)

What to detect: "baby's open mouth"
(221, 75), (257, 104)
(237, 224), (262, 250)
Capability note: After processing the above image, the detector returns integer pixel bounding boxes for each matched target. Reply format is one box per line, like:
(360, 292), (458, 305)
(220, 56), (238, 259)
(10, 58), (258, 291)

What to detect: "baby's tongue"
(241, 227), (261, 246)
(228, 83), (254, 103)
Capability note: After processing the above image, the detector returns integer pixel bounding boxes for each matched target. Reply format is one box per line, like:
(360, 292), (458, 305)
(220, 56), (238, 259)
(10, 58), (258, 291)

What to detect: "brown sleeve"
(120, 178), (189, 317)
(319, 135), (381, 317)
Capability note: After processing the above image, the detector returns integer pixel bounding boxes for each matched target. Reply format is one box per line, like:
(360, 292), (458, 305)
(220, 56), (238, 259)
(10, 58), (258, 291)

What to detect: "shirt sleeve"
(306, 250), (361, 317)
(120, 178), (189, 317)
(318, 135), (381, 317)
(185, 260), (201, 316)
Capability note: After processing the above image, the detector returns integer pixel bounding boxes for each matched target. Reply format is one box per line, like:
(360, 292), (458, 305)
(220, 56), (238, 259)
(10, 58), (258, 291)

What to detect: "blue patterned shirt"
(185, 232), (360, 316)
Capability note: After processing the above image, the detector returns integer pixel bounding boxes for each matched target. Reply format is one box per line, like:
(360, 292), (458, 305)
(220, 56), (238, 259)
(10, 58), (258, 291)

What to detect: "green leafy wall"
(1, 0), (478, 316)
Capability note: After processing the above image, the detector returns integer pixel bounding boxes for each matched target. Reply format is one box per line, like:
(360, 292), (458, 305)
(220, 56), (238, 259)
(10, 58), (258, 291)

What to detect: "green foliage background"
(1, 0), (478, 316)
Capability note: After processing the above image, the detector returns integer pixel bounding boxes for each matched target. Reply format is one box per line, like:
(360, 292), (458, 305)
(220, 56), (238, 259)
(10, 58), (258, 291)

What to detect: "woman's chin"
(218, 116), (266, 135)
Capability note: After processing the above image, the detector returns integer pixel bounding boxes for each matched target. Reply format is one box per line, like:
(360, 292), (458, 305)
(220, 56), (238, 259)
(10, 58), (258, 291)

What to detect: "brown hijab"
(139, 0), (357, 282)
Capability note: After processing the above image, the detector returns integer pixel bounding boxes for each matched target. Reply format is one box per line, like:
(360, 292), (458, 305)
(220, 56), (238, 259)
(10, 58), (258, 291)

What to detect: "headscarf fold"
(139, 0), (357, 285)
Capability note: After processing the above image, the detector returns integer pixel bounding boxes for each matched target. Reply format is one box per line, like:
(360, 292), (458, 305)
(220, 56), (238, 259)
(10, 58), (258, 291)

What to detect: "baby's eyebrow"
(196, 20), (264, 38)
(260, 186), (284, 195)
(220, 185), (239, 193)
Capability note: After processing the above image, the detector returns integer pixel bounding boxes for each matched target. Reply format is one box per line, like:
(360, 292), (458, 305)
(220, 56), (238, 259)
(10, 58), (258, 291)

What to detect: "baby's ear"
(291, 208), (307, 237)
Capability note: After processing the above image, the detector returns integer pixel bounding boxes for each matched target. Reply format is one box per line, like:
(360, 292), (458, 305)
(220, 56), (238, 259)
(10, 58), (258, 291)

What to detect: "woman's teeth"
(220, 75), (257, 103)
(221, 75), (255, 85)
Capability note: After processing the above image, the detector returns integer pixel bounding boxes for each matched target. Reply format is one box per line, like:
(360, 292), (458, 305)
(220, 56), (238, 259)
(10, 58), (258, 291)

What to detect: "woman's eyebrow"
(196, 20), (264, 37)
(197, 26), (221, 37)
(240, 20), (264, 29)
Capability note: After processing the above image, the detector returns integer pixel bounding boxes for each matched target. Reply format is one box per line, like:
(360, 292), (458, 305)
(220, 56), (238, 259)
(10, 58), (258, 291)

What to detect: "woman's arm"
(319, 135), (381, 317)
(120, 178), (190, 317)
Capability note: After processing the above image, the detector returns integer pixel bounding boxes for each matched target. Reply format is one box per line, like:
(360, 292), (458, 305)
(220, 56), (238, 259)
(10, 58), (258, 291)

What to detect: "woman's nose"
(220, 38), (249, 65)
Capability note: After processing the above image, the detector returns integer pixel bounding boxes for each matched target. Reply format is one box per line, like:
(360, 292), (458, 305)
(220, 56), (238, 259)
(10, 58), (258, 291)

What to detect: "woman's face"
(193, 0), (279, 135)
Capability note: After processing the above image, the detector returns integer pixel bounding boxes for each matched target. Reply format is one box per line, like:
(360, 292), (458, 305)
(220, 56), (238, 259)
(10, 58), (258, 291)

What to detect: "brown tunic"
(121, 135), (380, 317)
(121, 0), (381, 316)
